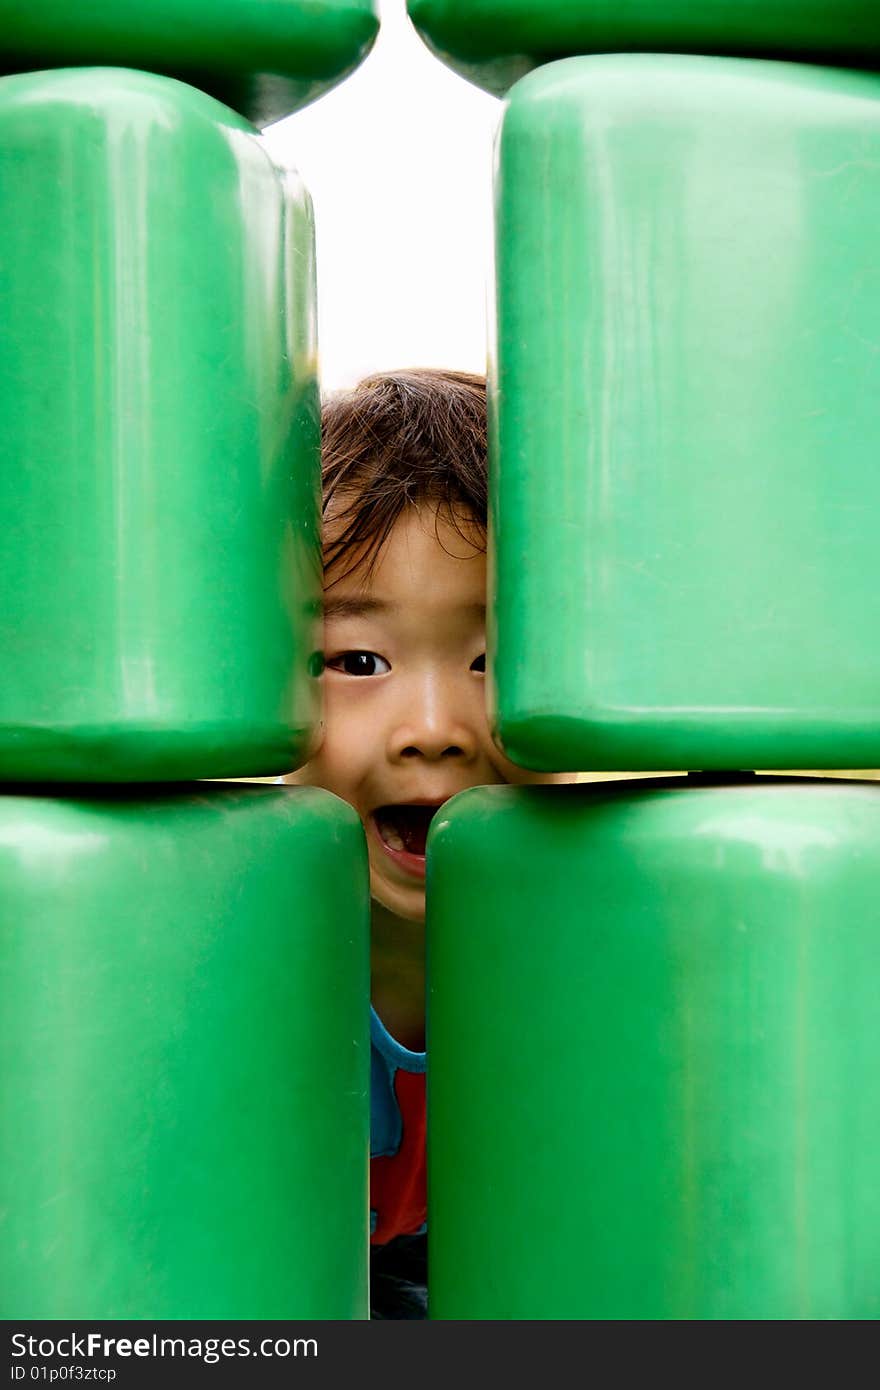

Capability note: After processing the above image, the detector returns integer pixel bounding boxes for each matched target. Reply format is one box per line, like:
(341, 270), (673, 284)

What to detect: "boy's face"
(292, 504), (545, 923)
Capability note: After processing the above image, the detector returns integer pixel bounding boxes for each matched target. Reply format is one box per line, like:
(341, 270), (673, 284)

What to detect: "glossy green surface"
(0, 70), (321, 781)
(428, 779), (880, 1320)
(408, 0), (880, 95)
(490, 56), (880, 772)
(0, 0), (378, 125)
(0, 783), (370, 1319)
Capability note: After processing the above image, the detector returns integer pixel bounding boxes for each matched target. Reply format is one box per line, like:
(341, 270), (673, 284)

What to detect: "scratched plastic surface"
(0, 0), (379, 125)
(428, 778), (880, 1319)
(0, 783), (370, 1320)
(407, 0), (880, 95)
(0, 70), (322, 781)
(489, 55), (880, 771)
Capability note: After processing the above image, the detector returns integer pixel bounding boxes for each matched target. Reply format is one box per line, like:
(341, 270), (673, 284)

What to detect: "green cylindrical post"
(489, 55), (880, 772)
(0, 69), (320, 781)
(428, 780), (880, 1320)
(0, 784), (370, 1319)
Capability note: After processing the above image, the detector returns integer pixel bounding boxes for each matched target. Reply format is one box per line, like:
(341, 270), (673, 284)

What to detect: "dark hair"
(321, 368), (487, 584)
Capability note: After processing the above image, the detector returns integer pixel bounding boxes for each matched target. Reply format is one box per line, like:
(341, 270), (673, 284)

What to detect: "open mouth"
(372, 804), (443, 866)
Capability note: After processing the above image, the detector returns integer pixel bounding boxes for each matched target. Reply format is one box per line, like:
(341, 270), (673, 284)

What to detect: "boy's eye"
(326, 651), (391, 677)
(470, 653), (486, 673)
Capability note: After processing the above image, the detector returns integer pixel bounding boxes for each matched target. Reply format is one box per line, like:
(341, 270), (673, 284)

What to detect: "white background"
(262, 0), (501, 390)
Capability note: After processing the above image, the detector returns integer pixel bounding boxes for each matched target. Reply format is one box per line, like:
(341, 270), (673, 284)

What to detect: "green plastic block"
(0, 783), (370, 1320)
(428, 778), (880, 1320)
(490, 56), (880, 772)
(0, 70), (321, 782)
(408, 0), (880, 96)
(0, 0), (379, 125)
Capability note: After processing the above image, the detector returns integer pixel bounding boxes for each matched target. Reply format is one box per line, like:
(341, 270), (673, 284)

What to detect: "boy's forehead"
(322, 508), (486, 617)
(323, 504), (486, 603)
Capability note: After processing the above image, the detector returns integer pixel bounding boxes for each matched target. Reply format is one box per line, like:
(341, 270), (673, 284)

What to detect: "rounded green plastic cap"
(408, 0), (880, 96)
(428, 778), (880, 1319)
(0, 0), (379, 124)
(0, 783), (370, 1319)
(0, 69), (321, 781)
(490, 55), (880, 771)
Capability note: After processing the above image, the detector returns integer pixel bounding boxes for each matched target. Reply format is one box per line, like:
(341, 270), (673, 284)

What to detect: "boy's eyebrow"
(323, 597), (391, 619)
(323, 597), (487, 619)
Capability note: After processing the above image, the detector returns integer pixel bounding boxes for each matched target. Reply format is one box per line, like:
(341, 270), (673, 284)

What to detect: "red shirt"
(370, 1010), (427, 1245)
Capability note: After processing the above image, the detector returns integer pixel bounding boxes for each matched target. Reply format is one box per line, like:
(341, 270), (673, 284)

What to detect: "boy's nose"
(387, 679), (479, 763)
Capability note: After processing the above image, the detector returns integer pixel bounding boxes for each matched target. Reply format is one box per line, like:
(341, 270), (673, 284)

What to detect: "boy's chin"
(370, 876), (426, 924)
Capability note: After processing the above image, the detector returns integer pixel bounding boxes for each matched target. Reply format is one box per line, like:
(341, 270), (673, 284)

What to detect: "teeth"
(375, 813), (406, 852)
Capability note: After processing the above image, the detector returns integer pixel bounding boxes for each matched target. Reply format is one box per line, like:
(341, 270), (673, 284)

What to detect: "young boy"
(287, 368), (556, 1317)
